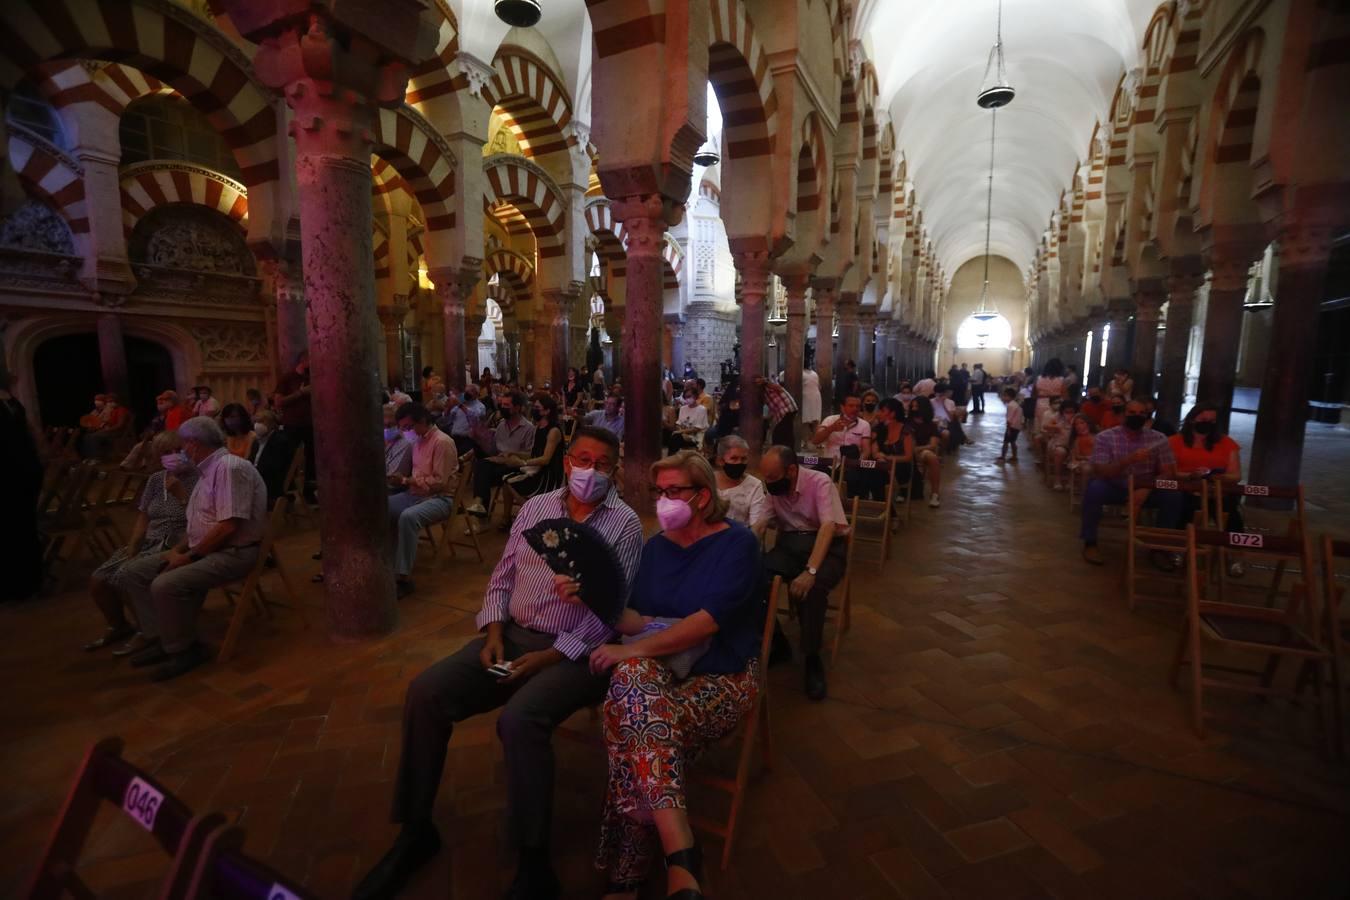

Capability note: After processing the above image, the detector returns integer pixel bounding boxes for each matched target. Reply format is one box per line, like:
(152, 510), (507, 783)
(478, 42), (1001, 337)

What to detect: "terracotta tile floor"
(4, 414), (1350, 899)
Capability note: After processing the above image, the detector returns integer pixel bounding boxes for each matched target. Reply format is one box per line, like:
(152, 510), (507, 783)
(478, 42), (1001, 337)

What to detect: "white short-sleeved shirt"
(186, 447), (268, 548)
(818, 414), (872, 459)
(721, 475), (768, 527)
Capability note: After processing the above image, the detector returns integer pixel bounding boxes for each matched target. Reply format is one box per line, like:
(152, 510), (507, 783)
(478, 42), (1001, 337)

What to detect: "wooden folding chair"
(281, 444), (313, 522)
(1125, 474), (1209, 611)
(182, 823), (316, 900)
(839, 458), (896, 560)
(1320, 535), (1349, 759)
(110, 468), (151, 507)
(772, 498), (858, 665)
(421, 451), (485, 563)
(39, 461), (102, 584)
(216, 494), (308, 664)
(27, 736), (225, 900)
(689, 575), (780, 869)
(1208, 480), (1306, 606)
(1170, 526), (1339, 751)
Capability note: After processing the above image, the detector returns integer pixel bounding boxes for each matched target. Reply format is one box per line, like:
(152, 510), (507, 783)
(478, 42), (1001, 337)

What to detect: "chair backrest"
(282, 444), (305, 496)
(184, 825), (316, 900)
(1210, 479), (1305, 535)
(1127, 473), (1207, 531)
(1321, 533), (1348, 662)
(760, 576), (783, 682)
(455, 449), (476, 503)
(259, 494), (295, 558)
(28, 737), (221, 900)
(51, 460), (99, 522)
(1189, 525), (1317, 630)
(837, 457), (896, 506)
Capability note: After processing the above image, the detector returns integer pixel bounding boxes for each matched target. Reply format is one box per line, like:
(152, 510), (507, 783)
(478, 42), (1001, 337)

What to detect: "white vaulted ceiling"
(857, 0), (1159, 277)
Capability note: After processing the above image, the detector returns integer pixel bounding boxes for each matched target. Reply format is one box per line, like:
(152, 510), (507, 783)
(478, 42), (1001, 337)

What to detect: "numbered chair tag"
(1155, 479), (1179, 490)
(801, 456), (820, 466)
(1243, 484), (1270, 496)
(1228, 532), (1264, 548)
(122, 777), (163, 832)
(269, 885), (302, 900)
(860, 460), (877, 469)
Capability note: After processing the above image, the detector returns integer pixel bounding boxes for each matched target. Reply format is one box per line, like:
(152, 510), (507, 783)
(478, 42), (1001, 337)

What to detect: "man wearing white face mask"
(355, 425), (642, 900)
(246, 409), (294, 507)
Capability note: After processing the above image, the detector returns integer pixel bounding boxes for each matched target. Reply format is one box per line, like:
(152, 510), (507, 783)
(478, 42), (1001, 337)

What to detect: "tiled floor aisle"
(4, 413), (1349, 900)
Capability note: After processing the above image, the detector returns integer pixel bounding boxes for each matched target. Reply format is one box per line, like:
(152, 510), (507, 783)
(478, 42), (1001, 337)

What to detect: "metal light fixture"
(976, 0), (1015, 109)
(693, 141), (721, 168)
(494, 0), (542, 27)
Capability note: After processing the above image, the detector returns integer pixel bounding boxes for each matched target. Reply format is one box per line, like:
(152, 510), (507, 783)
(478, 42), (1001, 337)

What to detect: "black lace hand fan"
(522, 517), (626, 626)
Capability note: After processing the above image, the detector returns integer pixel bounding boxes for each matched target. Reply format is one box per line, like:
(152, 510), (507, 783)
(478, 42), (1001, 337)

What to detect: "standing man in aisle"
(273, 350), (314, 502)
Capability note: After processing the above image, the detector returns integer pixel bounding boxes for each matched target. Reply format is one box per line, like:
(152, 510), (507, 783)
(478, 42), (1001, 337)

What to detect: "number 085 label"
(122, 777), (163, 832)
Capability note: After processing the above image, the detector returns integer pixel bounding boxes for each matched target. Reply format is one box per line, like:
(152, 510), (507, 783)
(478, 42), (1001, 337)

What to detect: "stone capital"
(452, 52), (498, 98)
(611, 193), (683, 256)
(733, 251), (773, 304)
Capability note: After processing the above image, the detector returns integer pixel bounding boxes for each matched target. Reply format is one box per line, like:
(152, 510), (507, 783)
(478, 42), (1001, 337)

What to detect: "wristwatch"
(807, 565), (818, 576)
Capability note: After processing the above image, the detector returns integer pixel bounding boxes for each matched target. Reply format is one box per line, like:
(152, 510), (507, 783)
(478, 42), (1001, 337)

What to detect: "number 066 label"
(1228, 532), (1264, 548)
(122, 777), (164, 831)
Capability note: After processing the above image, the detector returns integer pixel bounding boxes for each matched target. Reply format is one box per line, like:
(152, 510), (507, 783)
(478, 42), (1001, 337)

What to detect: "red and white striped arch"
(796, 112), (827, 216)
(0, 0), (281, 193)
(483, 156), (566, 258)
(708, 0), (778, 160)
(373, 106), (458, 234)
(35, 60), (179, 116)
(8, 131), (87, 235)
(405, 1), (461, 105)
(661, 235), (683, 290)
(119, 161), (247, 237)
(584, 198), (627, 277)
(482, 247), (535, 310)
(1209, 30), (1265, 166)
(481, 48), (574, 159)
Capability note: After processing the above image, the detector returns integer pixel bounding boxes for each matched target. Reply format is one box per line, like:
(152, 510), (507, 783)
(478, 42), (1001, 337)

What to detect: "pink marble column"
(779, 271), (811, 409)
(811, 279), (837, 417)
(95, 309), (130, 402)
(232, 6), (437, 639)
(613, 195), (671, 509)
(1130, 279), (1166, 396)
(263, 258), (308, 376)
(735, 251), (771, 457)
(431, 265), (478, 392)
(543, 285), (580, 391)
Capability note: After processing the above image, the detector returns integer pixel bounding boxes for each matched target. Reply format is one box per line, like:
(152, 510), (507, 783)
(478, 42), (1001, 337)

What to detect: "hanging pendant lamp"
(973, 0), (1015, 321)
(976, 0), (1015, 109)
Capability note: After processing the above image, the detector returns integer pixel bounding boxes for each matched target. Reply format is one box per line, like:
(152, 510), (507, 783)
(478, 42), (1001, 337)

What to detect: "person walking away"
(996, 387), (1023, 464)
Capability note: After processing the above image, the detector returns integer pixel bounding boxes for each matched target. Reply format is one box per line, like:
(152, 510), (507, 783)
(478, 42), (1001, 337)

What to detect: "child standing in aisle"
(997, 387), (1024, 464)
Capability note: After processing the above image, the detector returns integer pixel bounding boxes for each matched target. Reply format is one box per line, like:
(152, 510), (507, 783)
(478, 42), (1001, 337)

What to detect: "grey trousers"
(388, 492), (454, 577)
(391, 622), (608, 850)
(122, 546), (259, 653)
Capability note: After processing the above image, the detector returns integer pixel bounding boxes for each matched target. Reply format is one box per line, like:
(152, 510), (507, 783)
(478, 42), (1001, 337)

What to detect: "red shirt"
(1168, 433), (1239, 474)
(1080, 397), (1107, 426)
(165, 406), (186, 431)
(274, 371), (312, 427)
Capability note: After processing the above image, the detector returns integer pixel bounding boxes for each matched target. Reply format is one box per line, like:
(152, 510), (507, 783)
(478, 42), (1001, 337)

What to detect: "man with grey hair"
(119, 416), (268, 681)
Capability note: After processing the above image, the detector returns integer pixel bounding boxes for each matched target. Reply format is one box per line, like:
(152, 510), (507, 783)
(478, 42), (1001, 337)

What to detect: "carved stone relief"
(129, 204), (254, 275)
(188, 322), (269, 365)
(0, 201), (76, 255)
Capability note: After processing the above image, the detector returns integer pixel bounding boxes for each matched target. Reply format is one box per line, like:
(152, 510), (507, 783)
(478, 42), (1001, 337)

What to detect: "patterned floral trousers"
(595, 656), (758, 885)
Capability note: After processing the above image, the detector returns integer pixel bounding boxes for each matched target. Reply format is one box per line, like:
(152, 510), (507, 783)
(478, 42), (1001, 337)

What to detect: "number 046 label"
(122, 777), (164, 832)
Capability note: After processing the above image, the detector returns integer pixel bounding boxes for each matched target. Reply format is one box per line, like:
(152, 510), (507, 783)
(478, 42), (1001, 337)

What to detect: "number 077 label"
(122, 777), (163, 832)
(1228, 532), (1264, 548)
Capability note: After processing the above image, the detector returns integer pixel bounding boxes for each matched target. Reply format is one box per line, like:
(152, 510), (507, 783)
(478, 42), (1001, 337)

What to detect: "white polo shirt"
(818, 414), (872, 460)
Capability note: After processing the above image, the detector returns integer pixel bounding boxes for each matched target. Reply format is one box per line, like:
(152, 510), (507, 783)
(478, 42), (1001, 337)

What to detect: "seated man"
(467, 390), (535, 517)
(246, 409), (295, 507)
(755, 445), (849, 701)
(812, 394), (871, 461)
(582, 394), (625, 440)
(441, 384), (487, 457)
(118, 416), (268, 681)
(382, 403), (414, 490)
(388, 402), (458, 598)
(1080, 398), (1183, 565)
(354, 426), (643, 900)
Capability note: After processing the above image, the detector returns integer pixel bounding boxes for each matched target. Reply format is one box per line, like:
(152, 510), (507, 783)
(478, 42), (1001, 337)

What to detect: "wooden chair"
(689, 575), (781, 869)
(421, 451), (485, 563)
(281, 443), (313, 522)
(1170, 526), (1339, 751)
(1208, 480), (1306, 606)
(772, 497), (858, 665)
(1125, 474), (1209, 611)
(1319, 535), (1349, 759)
(182, 823), (316, 900)
(39, 461), (102, 584)
(839, 458), (896, 560)
(27, 736), (225, 900)
(216, 494), (308, 664)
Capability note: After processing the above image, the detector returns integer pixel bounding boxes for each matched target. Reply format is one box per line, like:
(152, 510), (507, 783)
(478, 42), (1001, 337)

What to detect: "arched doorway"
(33, 334), (175, 431)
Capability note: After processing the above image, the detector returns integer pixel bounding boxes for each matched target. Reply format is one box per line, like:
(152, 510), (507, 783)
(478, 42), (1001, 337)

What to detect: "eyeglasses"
(648, 484), (698, 500)
(569, 454), (615, 474)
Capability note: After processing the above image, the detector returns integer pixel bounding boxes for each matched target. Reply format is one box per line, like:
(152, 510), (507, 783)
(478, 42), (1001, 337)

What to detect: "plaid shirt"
(763, 381), (799, 426)
(1089, 425), (1175, 485)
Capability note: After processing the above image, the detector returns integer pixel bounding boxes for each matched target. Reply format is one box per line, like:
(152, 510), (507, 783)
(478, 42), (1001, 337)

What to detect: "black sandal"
(602, 878), (642, 899)
(664, 844), (704, 899)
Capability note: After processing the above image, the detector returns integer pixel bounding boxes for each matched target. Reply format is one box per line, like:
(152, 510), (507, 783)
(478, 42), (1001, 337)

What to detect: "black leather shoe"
(129, 644), (168, 668)
(396, 580), (416, 600)
(503, 863), (560, 900)
(352, 823), (441, 900)
(111, 634), (150, 657)
(84, 625), (136, 651)
(804, 653), (827, 701)
(150, 643), (210, 682)
(664, 844), (704, 899)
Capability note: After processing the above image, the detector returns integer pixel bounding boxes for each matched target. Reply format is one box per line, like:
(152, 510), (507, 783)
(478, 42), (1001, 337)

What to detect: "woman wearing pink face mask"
(586, 450), (761, 900)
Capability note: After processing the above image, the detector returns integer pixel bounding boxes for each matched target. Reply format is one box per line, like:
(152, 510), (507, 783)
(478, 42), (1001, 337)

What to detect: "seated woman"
(501, 394), (565, 509)
(82, 430), (199, 653)
(1169, 404), (1245, 572)
(847, 397), (913, 501)
(586, 451), (762, 900)
(1066, 414), (1096, 471)
(220, 402), (256, 458)
(713, 435), (767, 532)
(906, 395), (944, 508)
(858, 389), (882, 427)
(663, 390), (709, 455)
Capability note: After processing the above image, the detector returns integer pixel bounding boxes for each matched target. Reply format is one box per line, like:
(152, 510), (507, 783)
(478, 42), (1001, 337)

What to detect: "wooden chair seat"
(1126, 474), (1209, 611)
(216, 494), (308, 664)
(1199, 613), (1319, 652)
(420, 451), (484, 563)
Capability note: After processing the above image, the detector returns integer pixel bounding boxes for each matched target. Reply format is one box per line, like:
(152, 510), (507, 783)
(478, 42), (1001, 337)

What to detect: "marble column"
(95, 309), (129, 401)
(264, 258), (308, 377)
(431, 264), (479, 392)
(237, 7), (435, 640)
(1102, 301), (1133, 387)
(1196, 244), (1259, 432)
(1156, 271), (1202, 424)
(543, 285), (580, 391)
(614, 195), (673, 509)
(856, 309), (875, 385)
(1130, 279), (1166, 396)
(378, 306), (404, 389)
(1250, 218), (1337, 492)
(465, 312), (485, 378)
(780, 271), (811, 409)
(811, 280), (837, 417)
(735, 251), (772, 458)
(836, 292), (860, 392)
(668, 319), (685, 376)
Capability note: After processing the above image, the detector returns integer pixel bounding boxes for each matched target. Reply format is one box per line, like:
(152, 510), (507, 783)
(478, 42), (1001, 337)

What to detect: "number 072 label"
(122, 777), (163, 831)
(1228, 532), (1264, 548)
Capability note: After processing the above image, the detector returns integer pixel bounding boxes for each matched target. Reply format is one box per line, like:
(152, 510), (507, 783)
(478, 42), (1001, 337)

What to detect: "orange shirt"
(1168, 433), (1239, 474)
(165, 406), (187, 430)
(1072, 434), (1094, 459)
(1099, 409), (1123, 430)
